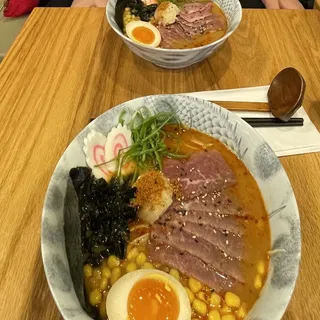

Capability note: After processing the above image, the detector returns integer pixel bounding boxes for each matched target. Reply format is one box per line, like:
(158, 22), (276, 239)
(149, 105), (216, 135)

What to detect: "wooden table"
(0, 7), (320, 320)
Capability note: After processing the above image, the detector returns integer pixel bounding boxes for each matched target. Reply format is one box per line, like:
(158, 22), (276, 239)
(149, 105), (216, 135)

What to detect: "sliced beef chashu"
(149, 149), (253, 290)
(161, 206), (251, 236)
(163, 150), (236, 198)
(170, 192), (248, 217)
(148, 242), (237, 292)
(157, 217), (248, 260)
(151, 224), (246, 283)
(158, 3), (225, 49)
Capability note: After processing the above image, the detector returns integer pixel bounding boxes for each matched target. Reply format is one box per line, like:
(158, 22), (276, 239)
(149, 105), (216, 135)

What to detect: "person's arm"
(262, 0), (305, 8)
(71, 0), (107, 6)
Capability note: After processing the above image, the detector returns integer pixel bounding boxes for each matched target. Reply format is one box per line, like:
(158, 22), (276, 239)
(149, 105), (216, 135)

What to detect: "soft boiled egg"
(126, 21), (161, 48)
(106, 269), (191, 320)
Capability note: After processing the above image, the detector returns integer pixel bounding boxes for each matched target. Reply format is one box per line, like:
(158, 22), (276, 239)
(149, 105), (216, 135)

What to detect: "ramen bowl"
(106, 0), (242, 69)
(41, 95), (300, 320)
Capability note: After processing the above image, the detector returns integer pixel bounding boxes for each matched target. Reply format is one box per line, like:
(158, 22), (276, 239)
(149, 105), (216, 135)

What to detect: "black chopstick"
(242, 117), (304, 128)
(90, 117), (304, 128)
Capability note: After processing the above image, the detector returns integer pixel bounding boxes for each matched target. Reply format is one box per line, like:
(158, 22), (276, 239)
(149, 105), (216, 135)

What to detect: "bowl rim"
(106, 0), (242, 53)
(41, 94), (301, 320)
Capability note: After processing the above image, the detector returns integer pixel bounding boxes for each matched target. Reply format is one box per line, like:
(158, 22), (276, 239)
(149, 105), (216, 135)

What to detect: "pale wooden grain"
(0, 8), (319, 320)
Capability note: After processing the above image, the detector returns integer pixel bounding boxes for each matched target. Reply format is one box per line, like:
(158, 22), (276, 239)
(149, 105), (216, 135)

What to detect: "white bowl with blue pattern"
(41, 95), (300, 320)
(106, 0), (242, 69)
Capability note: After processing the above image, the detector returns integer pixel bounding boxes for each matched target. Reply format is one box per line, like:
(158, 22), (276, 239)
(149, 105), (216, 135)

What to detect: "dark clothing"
(39, 0), (313, 9)
(39, 0), (72, 6)
(241, 0), (311, 7)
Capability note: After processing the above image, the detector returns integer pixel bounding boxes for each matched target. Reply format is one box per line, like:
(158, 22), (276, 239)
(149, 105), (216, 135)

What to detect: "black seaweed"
(132, 4), (158, 21)
(69, 167), (137, 267)
(64, 177), (98, 319)
(115, 0), (158, 30)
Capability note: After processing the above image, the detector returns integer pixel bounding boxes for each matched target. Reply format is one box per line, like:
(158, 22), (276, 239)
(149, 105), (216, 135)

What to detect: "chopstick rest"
(242, 117), (304, 128)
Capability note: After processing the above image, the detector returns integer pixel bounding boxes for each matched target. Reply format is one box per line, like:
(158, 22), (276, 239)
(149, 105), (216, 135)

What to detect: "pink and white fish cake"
(83, 130), (113, 180)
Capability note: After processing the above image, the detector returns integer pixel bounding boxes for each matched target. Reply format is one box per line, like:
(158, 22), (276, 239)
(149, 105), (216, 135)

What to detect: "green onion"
(95, 107), (189, 183)
(121, 108), (187, 182)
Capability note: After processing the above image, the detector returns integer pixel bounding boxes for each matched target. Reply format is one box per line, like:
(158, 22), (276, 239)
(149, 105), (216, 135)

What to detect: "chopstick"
(242, 117), (304, 127)
(213, 101), (270, 112)
(90, 117), (304, 128)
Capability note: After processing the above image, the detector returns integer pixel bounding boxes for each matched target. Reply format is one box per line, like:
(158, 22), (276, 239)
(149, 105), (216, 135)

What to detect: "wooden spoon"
(214, 67), (306, 122)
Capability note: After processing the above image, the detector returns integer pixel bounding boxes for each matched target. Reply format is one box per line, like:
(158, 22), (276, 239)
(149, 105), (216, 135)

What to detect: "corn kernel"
(196, 291), (207, 302)
(99, 277), (108, 291)
(141, 262), (154, 269)
(184, 287), (195, 303)
(110, 267), (122, 285)
(210, 292), (222, 307)
(208, 310), (221, 320)
(220, 303), (232, 315)
(254, 274), (262, 289)
(169, 269), (180, 281)
(192, 298), (208, 316)
(127, 247), (139, 261)
(236, 304), (247, 318)
(136, 252), (147, 266)
(221, 315), (235, 320)
(83, 264), (93, 278)
(257, 260), (265, 275)
(225, 292), (241, 308)
(88, 277), (100, 290)
(126, 262), (137, 273)
(107, 255), (120, 269)
(101, 266), (111, 279)
(92, 268), (102, 280)
(89, 289), (102, 305)
(189, 278), (202, 293)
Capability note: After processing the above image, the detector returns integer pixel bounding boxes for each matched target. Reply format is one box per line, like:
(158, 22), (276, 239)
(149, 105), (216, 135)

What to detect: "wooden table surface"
(0, 7), (320, 320)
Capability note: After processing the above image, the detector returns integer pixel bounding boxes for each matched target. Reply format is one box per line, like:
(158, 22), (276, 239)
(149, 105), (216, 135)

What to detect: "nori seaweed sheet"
(64, 177), (98, 318)
(64, 167), (137, 319)
(115, 0), (158, 30)
(69, 167), (137, 267)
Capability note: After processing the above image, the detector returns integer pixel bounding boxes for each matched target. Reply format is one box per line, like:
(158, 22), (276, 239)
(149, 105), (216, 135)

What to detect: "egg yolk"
(128, 278), (179, 320)
(132, 27), (156, 45)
